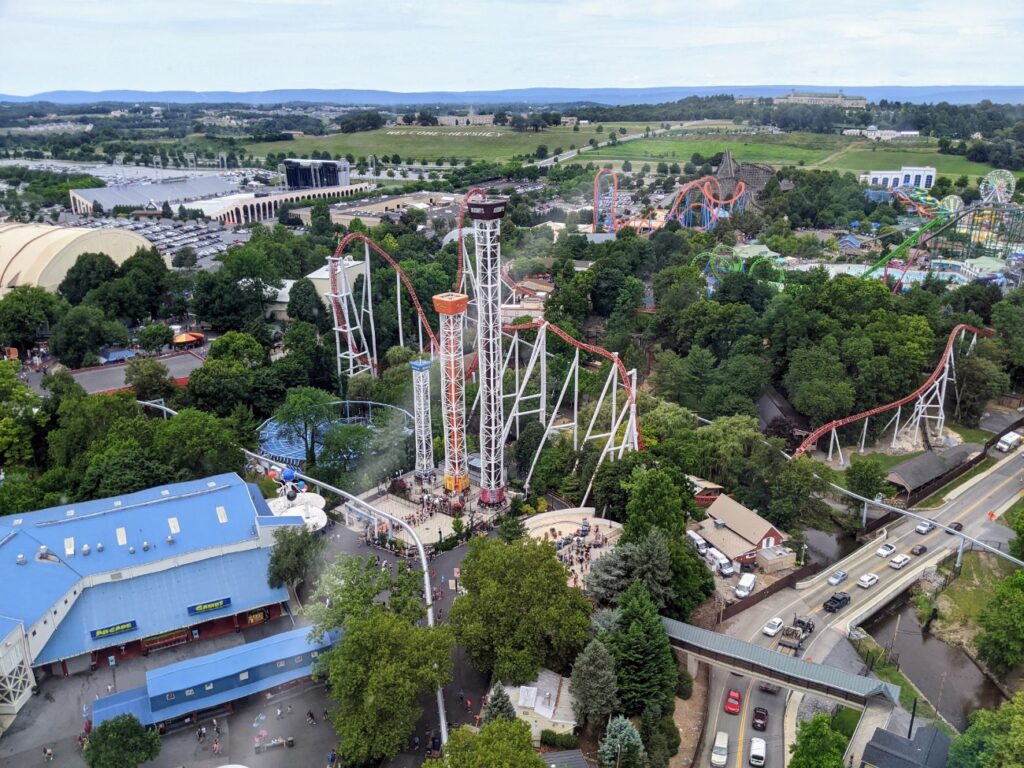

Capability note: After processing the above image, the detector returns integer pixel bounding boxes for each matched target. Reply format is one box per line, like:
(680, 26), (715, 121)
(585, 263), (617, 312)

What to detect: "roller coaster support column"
(469, 197), (509, 507)
(410, 360), (434, 480)
(433, 293), (470, 494)
(328, 252), (374, 382)
(362, 240), (378, 370)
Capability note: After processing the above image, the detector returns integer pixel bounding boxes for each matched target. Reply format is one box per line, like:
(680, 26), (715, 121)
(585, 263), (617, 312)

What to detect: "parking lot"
(72, 216), (242, 262)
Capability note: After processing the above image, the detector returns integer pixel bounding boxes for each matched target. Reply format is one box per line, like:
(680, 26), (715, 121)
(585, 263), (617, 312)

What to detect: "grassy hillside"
(243, 123), (652, 164)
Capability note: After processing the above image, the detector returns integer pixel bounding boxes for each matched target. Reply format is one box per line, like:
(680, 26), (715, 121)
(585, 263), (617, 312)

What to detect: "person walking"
(42, 747), (54, 761)
(458, 689), (464, 703)
(276, 706), (283, 719)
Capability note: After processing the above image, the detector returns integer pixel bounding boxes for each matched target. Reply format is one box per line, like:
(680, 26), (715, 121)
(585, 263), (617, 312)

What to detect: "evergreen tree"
(482, 685), (517, 724)
(569, 639), (619, 730)
(604, 582), (677, 716)
(624, 530), (675, 610)
(598, 715), (645, 768)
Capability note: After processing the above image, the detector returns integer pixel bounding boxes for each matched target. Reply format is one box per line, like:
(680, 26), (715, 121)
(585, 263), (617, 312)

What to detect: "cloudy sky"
(1, 0), (1020, 94)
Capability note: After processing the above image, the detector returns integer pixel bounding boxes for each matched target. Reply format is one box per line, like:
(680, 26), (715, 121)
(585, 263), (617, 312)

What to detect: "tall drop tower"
(468, 198), (508, 506)
(432, 292), (470, 493)
(409, 359), (434, 480)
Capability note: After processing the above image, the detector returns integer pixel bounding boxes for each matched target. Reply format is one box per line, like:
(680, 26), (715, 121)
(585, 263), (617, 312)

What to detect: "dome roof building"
(0, 223), (156, 296)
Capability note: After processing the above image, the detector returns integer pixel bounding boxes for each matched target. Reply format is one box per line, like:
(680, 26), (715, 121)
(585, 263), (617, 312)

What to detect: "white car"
(915, 521), (935, 534)
(827, 570), (848, 586)
(857, 572), (879, 589)
(890, 554), (912, 570)
(876, 543), (896, 557)
(762, 617), (785, 637)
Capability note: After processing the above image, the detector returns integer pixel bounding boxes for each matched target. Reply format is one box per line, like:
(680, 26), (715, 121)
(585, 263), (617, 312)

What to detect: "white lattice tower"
(469, 198), (509, 506)
(410, 360), (434, 479)
(433, 293), (470, 493)
(328, 253), (374, 382)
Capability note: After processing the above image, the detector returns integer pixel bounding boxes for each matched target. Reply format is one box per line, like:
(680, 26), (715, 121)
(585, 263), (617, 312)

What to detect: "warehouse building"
(0, 473), (303, 718)
(0, 222), (158, 297)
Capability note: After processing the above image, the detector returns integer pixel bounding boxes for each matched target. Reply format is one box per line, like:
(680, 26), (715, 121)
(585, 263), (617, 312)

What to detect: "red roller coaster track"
(332, 229), (640, 433)
(792, 323), (993, 458)
(667, 175), (748, 229)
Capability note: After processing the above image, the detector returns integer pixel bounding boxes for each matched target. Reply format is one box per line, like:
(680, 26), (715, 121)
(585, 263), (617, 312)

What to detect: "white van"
(735, 572), (757, 598)
(711, 731), (729, 767)
(706, 548), (735, 577)
(686, 530), (709, 555)
(749, 736), (766, 767)
(997, 431), (1022, 452)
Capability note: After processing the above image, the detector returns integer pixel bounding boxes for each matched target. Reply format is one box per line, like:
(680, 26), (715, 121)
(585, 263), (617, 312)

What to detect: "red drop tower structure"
(468, 197), (508, 506)
(432, 292), (470, 494)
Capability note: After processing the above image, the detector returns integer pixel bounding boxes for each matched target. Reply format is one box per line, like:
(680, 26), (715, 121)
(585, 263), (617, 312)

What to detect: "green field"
(578, 132), (843, 167)
(243, 123), (653, 164)
(824, 147), (995, 181)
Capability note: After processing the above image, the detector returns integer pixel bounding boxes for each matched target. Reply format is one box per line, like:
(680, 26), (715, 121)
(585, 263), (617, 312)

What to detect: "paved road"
(700, 450), (1024, 768)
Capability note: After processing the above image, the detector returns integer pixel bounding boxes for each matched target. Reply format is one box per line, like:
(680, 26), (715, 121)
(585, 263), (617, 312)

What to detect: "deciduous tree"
(977, 570), (1024, 677)
(266, 525), (327, 590)
(788, 713), (847, 768)
(137, 323), (173, 353)
(445, 720), (545, 768)
(450, 538), (591, 683)
(124, 358), (175, 402)
(83, 713), (161, 768)
(949, 689), (1024, 768)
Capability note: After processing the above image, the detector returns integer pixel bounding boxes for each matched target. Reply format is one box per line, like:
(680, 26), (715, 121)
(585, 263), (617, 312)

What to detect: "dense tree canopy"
(450, 537), (591, 683)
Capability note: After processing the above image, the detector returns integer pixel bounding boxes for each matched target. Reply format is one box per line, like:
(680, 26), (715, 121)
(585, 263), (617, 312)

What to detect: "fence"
(719, 561), (823, 622)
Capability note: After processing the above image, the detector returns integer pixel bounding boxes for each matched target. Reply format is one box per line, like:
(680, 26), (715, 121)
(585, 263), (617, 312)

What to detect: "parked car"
(762, 617), (785, 637)
(890, 554), (912, 570)
(946, 522), (964, 534)
(724, 689), (742, 715)
(752, 707), (769, 731)
(858, 572), (880, 589)
(915, 521), (935, 534)
(911, 544), (928, 556)
(827, 570), (849, 586)
(876, 543), (896, 557)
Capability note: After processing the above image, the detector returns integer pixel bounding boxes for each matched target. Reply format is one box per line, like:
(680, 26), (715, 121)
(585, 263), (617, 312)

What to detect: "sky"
(1, 0), (1021, 95)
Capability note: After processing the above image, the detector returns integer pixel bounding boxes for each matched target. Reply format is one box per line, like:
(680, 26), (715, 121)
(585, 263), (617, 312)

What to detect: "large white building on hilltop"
(860, 166), (938, 190)
(775, 90), (867, 109)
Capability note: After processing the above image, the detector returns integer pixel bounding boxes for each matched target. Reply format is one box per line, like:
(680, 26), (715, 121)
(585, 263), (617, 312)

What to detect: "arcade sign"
(187, 597), (232, 616)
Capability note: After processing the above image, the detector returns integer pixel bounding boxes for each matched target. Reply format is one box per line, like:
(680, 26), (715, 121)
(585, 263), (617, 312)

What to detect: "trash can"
(286, 736), (295, 748)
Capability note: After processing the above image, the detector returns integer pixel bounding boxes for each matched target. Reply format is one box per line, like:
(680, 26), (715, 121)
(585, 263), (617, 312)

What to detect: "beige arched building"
(0, 223), (156, 297)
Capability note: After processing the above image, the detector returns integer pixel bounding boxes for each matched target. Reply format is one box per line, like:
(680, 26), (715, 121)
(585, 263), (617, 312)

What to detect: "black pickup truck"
(823, 592), (851, 613)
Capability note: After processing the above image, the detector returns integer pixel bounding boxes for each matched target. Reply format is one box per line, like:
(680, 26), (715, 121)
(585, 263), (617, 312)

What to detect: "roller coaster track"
(792, 323), (993, 459)
(667, 175), (748, 230)
(332, 229), (640, 433)
(592, 168), (619, 232)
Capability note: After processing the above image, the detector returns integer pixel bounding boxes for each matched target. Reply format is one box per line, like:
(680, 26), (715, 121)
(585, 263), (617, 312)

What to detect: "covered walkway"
(662, 618), (900, 709)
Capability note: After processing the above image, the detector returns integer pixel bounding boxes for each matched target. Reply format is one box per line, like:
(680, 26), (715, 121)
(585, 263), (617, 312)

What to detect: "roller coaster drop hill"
(592, 168), (749, 235)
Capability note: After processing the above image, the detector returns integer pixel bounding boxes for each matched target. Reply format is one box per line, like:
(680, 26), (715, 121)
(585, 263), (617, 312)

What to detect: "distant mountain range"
(1, 85), (1023, 106)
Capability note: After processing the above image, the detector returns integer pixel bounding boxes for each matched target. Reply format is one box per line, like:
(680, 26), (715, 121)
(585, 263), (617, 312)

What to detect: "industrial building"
(67, 175), (239, 215)
(0, 222), (157, 297)
(774, 90), (867, 108)
(0, 473), (303, 718)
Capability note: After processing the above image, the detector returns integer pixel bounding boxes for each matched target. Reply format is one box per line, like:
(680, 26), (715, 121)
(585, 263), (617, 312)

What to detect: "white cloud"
(0, 0), (1020, 94)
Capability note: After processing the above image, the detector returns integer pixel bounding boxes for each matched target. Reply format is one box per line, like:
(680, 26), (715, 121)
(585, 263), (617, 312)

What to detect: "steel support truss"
(328, 240), (377, 383)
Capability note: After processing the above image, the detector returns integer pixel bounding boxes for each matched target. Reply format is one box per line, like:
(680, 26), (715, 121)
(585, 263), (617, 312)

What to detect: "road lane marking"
(734, 679), (753, 768)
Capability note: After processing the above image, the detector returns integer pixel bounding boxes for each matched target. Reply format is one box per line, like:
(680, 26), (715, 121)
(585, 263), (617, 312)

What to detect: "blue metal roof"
(92, 627), (339, 726)
(35, 548), (288, 665)
(147, 626), (332, 696)
(0, 473), (291, 653)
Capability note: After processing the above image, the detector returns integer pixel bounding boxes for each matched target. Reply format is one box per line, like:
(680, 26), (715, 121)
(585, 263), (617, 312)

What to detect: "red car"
(724, 689), (742, 715)
(752, 707), (768, 730)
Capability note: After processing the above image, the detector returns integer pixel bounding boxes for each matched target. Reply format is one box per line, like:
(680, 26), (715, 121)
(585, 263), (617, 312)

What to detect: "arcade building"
(0, 473), (304, 718)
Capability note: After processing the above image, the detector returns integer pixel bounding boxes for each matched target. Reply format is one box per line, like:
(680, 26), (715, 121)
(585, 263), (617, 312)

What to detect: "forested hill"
(2, 85), (1024, 106)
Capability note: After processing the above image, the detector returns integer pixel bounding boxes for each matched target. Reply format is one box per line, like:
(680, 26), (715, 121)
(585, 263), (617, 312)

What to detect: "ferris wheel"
(980, 169), (1016, 204)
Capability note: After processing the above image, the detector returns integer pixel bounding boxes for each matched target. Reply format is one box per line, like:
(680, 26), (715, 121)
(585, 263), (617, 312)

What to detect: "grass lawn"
(829, 449), (925, 486)
(997, 496), (1024, 529)
(938, 551), (1018, 626)
(947, 423), (995, 445)
(242, 123), (653, 164)
(823, 147), (997, 181)
(578, 132), (842, 167)
(832, 707), (862, 741)
(916, 457), (997, 508)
